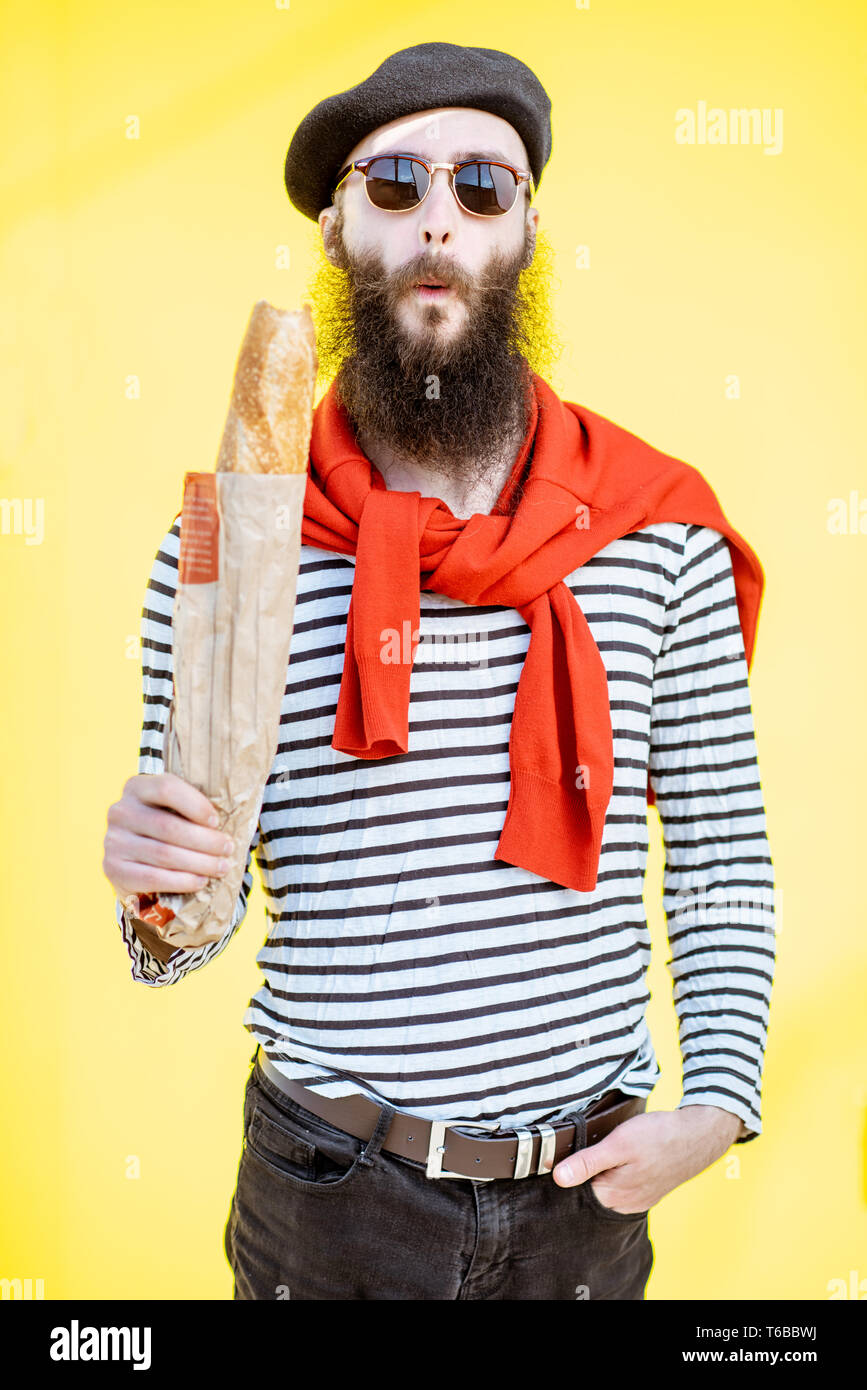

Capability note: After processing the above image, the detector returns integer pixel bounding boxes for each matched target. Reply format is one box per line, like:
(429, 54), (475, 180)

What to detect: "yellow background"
(2, 0), (865, 1300)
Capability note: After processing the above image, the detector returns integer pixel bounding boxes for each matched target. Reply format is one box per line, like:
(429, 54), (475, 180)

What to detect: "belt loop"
(358, 1100), (397, 1168)
(565, 1109), (587, 1155)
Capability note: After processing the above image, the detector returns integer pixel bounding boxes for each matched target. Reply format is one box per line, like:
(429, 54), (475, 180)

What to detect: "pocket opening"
(583, 1177), (650, 1222)
(244, 1095), (366, 1194)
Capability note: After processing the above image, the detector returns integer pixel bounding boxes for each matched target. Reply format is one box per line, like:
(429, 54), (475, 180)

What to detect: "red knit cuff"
(356, 656), (410, 753)
(495, 768), (606, 892)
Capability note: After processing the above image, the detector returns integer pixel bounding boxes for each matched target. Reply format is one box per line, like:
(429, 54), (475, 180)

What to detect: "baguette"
(123, 300), (318, 947)
(216, 301), (317, 475)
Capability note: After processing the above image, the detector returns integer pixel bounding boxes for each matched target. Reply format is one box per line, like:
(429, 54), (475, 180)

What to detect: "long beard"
(307, 212), (559, 490)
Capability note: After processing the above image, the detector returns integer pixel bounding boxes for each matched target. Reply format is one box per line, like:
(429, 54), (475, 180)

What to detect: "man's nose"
(417, 167), (458, 247)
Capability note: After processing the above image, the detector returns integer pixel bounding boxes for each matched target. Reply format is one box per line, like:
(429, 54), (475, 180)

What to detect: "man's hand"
(103, 772), (233, 903)
(551, 1104), (744, 1213)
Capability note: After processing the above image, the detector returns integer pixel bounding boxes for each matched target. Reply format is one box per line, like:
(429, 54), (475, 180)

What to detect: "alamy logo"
(675, 101), (783, 155)
(49, 1320), (152, 1371)
(0, 1276), (44, 1299)
(0, 497), (44, 545)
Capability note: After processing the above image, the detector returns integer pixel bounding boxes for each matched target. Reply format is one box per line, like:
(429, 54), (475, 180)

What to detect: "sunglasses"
(332, 152), (534, 218)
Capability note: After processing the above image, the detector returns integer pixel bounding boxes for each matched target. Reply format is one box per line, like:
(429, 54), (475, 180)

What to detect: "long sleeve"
(648, 523), (776, 1142)
(115, 518), (259, 987)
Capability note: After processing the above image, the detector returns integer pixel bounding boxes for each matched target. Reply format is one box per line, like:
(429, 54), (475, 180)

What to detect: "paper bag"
(122, 302), (316, 947)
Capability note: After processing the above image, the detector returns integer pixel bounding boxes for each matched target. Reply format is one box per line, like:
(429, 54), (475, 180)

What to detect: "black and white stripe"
(117, 519), (775, 1134)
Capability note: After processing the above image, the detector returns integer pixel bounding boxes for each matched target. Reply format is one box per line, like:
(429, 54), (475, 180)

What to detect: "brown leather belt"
(256, 1048), (646, 1182)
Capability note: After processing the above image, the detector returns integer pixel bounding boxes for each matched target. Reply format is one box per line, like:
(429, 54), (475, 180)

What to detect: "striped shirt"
(116, 516), (776, 1138)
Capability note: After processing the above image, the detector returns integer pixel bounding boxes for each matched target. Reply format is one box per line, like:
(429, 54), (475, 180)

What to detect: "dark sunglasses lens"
(365, 156), (429, 210)
(453, 162), (518, 215)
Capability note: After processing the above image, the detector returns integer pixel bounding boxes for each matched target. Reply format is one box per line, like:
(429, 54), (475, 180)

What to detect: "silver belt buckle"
(425, 1118), (500, 1180)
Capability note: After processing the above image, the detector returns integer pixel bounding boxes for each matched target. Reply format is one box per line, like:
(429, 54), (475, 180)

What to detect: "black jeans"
(223, 1048), (654, 1300)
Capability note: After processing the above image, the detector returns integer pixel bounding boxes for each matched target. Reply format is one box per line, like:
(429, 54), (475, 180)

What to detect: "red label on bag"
(178, 472), (219, 584)
(134, 893), (177, 929)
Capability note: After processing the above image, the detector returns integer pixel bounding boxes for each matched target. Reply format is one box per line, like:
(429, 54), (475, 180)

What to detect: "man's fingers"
(125, 772), (221, 827)
(112, 801), (233, 859)
(106, 826), (230, 879)
(112, 861), (211, 896)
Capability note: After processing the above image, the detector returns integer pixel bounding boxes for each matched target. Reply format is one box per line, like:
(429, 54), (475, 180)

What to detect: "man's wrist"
(677, 1100), (745, 1146)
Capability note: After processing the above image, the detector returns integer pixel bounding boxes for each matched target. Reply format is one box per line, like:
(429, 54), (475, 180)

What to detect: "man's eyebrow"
(449, 149), (517, 164)
(370, 147), (519, 165)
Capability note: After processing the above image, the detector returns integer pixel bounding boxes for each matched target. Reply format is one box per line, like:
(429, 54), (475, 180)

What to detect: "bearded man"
(104, 42), (776, 1301)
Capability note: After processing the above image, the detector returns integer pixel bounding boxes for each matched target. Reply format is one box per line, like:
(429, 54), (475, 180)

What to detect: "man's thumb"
(552, 1133), (617, 1187)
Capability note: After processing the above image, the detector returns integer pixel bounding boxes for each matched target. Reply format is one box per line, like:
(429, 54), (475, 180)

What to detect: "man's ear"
(318, 206), (336, 262)
(520, 206), (539, 269)
(319, 205), (346, 268)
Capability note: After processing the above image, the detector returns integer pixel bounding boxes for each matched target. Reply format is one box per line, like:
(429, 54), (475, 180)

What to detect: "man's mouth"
(413, 278), (453, 299)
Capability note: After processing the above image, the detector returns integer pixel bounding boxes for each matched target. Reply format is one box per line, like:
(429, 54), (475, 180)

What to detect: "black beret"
(284, 41), (552, 222)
